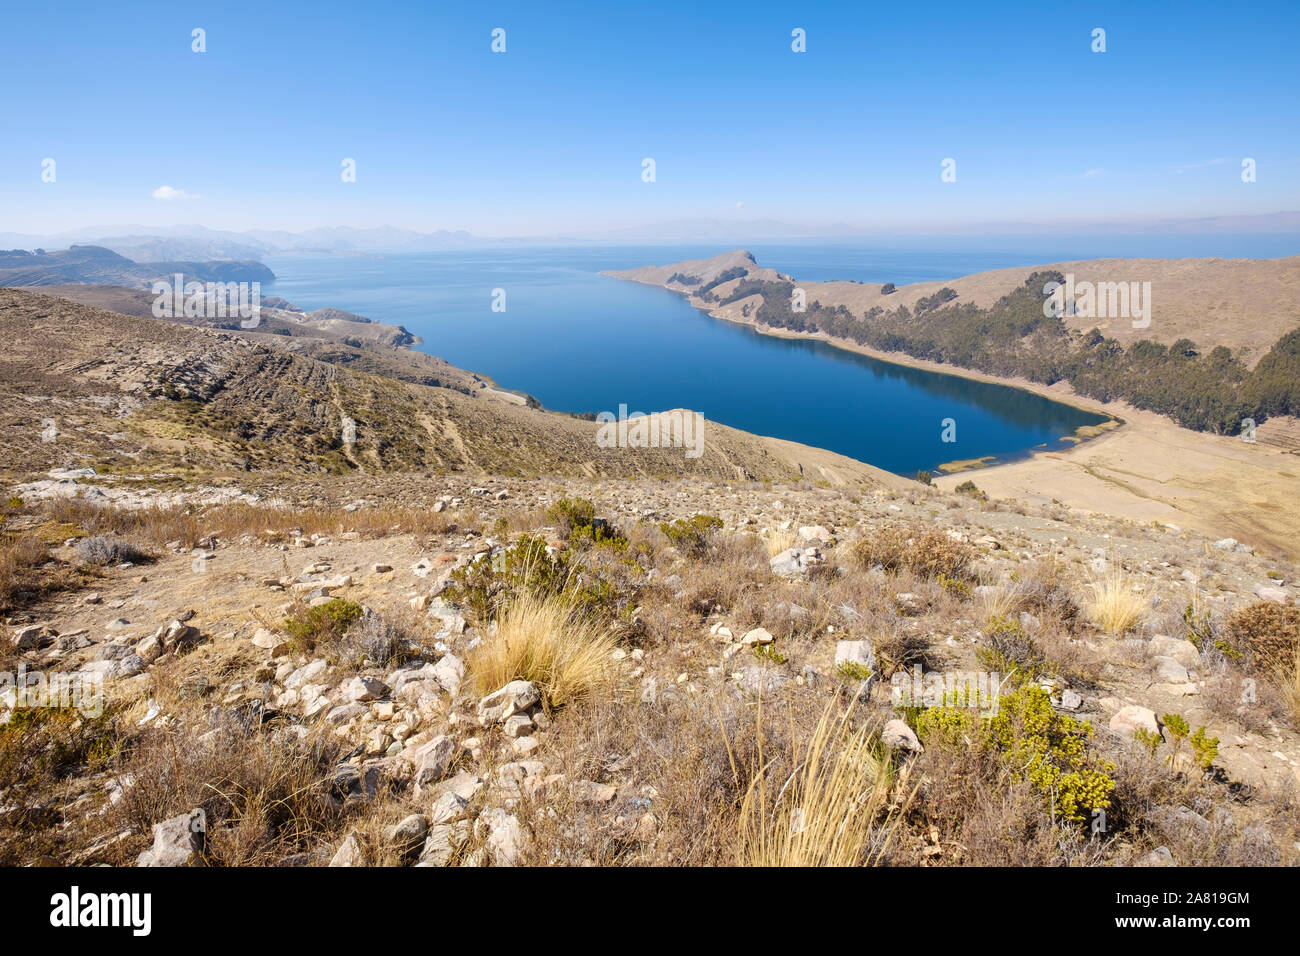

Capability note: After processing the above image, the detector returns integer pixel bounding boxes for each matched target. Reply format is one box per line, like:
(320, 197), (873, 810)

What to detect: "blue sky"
(2, 0), (1297, 236)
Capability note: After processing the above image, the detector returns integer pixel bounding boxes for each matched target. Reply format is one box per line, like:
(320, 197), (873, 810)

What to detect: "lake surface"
(263, 236), (1297, 475)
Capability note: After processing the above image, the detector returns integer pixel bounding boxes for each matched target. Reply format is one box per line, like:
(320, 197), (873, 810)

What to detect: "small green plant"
(975, 616), (1040, 684)
(835, 660), (873, 682)
(659, 514), (723, 558)
(938, 573), (971, 598)
(1132, 727), (1162, 757)
(986, 685), (1116, 823)
(1183, 600), (1214, 650)
(753, 642), (788, 665)
(954, 480), (987, 501)
(914, 706), (976, 748)
(283, 598), (364, 651)
(915, 470), (933, 486)
(1190, 726), (1219, 769)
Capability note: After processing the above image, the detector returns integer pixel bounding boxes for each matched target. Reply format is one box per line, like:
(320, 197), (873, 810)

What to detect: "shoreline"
(608, 273), (1300, 558)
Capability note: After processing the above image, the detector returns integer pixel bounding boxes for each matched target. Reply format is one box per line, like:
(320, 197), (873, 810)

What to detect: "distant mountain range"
(0, 245), (274, 288)
(0, 211), (1296, 261)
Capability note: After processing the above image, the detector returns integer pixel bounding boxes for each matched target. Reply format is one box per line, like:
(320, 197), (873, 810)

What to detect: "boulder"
(1109, 705), (1160, 738)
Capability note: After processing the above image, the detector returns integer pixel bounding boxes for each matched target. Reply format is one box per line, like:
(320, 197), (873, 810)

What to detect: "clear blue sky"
(2, 0), (1297, 235)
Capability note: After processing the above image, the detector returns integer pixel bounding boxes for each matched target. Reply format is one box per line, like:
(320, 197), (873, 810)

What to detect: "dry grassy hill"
(609, 250), (1300, 368)
(0, 288), (901, 489)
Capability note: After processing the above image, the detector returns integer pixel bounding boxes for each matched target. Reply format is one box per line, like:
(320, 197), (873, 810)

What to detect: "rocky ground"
(4, 469), (1298, 867)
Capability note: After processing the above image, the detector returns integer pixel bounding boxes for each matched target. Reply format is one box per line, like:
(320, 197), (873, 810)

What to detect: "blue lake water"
(264, 235), (1299, 475)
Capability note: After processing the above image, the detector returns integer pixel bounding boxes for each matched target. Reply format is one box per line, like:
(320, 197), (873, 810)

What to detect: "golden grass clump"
(737, 701), (905, 867)
(467, 593), (619, 707)
(764, 528), (797, 557)
(1085, 572), (1146, 635)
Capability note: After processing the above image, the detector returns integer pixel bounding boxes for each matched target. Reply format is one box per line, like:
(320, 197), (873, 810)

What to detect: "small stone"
(328, 831), (363, 867)
(882, 718), (923, 754)
(741, 627), (774, 646)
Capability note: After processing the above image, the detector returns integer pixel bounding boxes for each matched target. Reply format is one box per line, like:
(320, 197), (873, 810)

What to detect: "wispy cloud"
(1081, 168), (1105, 179)
(151, 185), (199, 201)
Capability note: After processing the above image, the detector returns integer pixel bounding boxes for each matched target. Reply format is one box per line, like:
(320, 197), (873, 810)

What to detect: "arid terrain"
(2, 285), (1298, 869)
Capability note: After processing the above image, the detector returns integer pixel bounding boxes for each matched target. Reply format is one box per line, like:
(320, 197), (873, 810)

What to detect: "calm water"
(264, 235), (1298, 475)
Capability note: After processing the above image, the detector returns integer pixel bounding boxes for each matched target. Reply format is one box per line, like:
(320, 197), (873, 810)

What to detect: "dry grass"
(0, 530), (52, 614)
(765, 528), (797, 557)
(467, 593), (619, 707)
(736, 700), (906, 866)
(1281, 642), (1300, 728)
(42, 497), (454, 552)
(1085, 572), (1146, 635)
(849, 524), (974, 580)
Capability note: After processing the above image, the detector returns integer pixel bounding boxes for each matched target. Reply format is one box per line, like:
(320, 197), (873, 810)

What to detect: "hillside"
(0, 288), (902, 488)
(608, 249), (1300, 368)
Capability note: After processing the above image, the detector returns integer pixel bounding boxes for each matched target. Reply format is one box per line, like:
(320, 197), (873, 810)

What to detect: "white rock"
(1110, 705), (1160, 738)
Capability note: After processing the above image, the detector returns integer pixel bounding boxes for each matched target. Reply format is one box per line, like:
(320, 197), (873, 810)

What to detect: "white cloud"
(1081, 168), (1105, 179)
(151, 185), (199, 201)
(1172, 158), (1230, 174)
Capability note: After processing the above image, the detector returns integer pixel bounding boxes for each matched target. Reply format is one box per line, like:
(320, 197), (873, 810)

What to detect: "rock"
(325, 703), (369, 725)
(1148, 635), (1200, 670)
(12, 623), (55, 650)
(573, 780), (617, 803)
(133, 635), (163, 665)
(284, 659), (328, 690)
(408, 735), (455, 787)
(371, 564), (393, 574)
(741, 627), (774, 646)
(798, 525), (832, 544)
(478, 680), (541, 724)
(251, 628), (292, 657)
(417, 821), (468, 867)
(512, 736), (541, 755)
(833, 639), (874, 672)
(882, 718), (923, 754)
(734, 666), (788, 695)
(160, 619), (200, 651)
(502, 714), (533, 738)
(478, 808), (526, 866)
(1255, 585), (1288, 604)
(1060, 689), (1084, 711)
(1137, 846), (1177, 867)
(769, 547), (821, 577)
(340, 676), (388, 702)
(428, 600), (467, 635)
(1212, 538), (1238, 551)
(137, 809), (205, 866)
(383, 813), (429, 851)
(328, 831), (363, 867)
(1110, 705), (1161, 738)
(431, 653), (464, 696)
(1152, 657), (1189, 683)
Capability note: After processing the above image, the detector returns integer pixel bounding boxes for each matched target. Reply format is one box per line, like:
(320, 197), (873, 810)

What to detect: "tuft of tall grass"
(1085, 572), (1146, 635)
(737, 700), (906, 867)
(467, 593), (618, 708)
